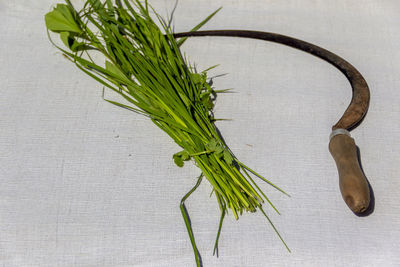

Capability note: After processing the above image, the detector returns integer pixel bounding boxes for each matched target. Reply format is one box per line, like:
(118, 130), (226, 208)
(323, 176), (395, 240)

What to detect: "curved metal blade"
(172, 30), (370, 131)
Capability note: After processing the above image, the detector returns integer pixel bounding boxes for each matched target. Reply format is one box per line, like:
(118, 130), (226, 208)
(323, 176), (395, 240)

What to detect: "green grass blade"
(213, 204), (226, 256)
(176, 7), (222, 47)
(239, 162), (290, 197)
(259, 206), (291, 252)
(180, 174), (204, 267)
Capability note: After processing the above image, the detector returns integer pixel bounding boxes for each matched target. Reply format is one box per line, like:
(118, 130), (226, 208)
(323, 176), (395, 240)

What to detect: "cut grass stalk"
(45, 1), (289, 266)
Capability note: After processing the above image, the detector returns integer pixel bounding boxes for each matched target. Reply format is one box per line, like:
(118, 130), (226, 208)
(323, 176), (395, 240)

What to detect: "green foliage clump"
(45, 1), (289, 265)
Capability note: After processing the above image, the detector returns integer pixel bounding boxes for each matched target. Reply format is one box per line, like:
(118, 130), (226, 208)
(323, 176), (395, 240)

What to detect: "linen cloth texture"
(1, 0), (399, 266)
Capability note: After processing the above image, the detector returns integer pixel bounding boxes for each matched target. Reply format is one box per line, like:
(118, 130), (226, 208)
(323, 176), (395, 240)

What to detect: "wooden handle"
(329, 133), (370, 213)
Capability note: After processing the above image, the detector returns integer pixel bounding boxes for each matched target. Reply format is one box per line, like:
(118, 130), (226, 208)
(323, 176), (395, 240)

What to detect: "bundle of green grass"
(45, 0), (289, 265)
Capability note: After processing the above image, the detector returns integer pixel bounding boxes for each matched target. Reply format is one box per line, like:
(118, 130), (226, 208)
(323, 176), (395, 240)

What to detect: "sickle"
(173, 30), (371, 214)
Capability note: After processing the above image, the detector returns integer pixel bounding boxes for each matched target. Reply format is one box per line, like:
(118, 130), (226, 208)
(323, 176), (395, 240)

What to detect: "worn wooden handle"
(329, 133), (370, 213)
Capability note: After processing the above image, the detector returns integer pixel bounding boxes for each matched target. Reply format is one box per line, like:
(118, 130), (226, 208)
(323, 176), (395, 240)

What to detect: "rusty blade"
(173, 30), (370, 131)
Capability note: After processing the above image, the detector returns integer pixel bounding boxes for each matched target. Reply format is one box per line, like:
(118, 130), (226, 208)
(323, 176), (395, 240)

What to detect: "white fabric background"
(1, 0), (399, 266)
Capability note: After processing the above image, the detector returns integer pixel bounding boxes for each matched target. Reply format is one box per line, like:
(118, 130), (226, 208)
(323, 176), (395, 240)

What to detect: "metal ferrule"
(330, 128), (351, 141)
